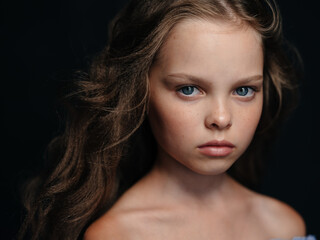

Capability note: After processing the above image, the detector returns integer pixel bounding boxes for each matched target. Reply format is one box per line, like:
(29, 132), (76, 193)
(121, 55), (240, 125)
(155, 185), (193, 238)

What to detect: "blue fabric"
(292, 236), (317, 240)
(272, 236), (316, 240)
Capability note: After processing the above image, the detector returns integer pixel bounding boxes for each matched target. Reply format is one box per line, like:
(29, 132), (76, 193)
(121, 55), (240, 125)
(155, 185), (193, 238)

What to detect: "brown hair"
(18, 0), (299, 239)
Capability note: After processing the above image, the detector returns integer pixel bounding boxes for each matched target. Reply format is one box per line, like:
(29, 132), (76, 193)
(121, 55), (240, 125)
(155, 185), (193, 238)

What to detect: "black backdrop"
(1, 0), (319, 239)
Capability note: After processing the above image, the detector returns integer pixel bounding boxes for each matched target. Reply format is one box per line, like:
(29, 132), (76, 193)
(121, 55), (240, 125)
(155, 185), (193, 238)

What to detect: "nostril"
(210, 122), (231, 129)
(211, 123), (219, 128)
(208, 115), (232, 129)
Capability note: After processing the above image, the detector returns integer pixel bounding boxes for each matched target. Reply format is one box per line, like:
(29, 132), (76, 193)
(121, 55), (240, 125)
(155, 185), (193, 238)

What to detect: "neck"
(147, 151), (233, 205)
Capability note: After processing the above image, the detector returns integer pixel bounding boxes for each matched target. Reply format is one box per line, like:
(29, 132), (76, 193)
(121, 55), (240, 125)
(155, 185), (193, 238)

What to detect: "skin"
(84, 19), (305, 240)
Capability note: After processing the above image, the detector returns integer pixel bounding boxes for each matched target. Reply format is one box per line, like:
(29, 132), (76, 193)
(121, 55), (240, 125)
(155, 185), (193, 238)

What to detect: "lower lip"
(197, 146), (234, 157)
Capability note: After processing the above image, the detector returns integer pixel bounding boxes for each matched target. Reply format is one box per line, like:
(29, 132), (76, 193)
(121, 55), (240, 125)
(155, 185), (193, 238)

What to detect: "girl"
(19, 0), (314, 239)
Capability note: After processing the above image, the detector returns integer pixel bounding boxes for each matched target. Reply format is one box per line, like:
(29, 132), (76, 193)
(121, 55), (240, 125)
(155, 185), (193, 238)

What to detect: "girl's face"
(148, 19), (263, 175)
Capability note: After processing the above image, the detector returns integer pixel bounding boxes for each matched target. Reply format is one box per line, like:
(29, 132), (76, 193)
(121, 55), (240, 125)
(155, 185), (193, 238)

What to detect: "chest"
(128, 210), (271, 240)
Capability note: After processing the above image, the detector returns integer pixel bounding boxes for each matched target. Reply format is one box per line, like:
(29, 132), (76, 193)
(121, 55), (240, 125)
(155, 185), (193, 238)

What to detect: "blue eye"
(235, 87), (255, 97)
(178, 86), (200, 96)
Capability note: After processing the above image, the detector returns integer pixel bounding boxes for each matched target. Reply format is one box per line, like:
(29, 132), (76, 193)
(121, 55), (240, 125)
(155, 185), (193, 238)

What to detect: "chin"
(184, 159), (235, 176)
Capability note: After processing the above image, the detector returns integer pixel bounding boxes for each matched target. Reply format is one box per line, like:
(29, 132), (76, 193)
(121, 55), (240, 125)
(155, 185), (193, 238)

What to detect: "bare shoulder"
(229, 178), (306, 238)
(84, 204), (168, 240)
(84, 194), (159, 240)
(84, 174), (167, 240)
(84, 178), (153, 240)
(252, 193), (306, 238)
(84, 211), (128, 240)
(84, 205), (150, 240)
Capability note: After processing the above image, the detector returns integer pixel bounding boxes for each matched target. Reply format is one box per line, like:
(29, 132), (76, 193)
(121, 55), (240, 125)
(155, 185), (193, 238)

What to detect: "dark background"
(1, 0), (319, 239)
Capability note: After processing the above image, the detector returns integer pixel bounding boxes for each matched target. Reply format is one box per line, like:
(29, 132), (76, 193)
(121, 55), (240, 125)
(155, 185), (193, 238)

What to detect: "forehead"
(158, 17), (262, 60)
(153, 18), (263, 81)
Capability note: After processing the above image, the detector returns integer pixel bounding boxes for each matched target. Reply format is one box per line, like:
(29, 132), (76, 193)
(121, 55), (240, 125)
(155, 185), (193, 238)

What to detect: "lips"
(197, 140), (235, 157)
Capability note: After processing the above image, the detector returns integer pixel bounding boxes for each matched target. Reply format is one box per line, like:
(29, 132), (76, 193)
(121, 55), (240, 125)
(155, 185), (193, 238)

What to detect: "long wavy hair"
(18, 0), (299, 239)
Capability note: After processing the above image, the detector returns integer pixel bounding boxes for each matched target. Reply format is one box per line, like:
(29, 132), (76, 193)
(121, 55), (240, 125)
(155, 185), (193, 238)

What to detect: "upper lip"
(198, 140), (235, 148)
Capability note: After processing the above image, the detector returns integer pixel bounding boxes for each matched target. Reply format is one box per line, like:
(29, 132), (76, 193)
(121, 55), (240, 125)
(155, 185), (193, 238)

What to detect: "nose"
(205, 99), (232, 130)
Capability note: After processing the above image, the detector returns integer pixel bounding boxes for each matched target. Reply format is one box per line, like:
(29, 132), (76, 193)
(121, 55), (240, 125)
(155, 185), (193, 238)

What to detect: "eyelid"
(236, 85), (260, 92)
(176, 83), (199, 89)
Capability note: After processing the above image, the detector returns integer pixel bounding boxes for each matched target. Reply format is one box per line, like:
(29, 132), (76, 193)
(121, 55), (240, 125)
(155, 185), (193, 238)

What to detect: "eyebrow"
(166, 73), (263, 85)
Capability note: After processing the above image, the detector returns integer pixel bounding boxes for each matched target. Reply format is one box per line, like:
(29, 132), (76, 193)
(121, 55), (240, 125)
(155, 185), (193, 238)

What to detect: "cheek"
(236, 101), (263, 139)
(148, 99), (198, 146)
